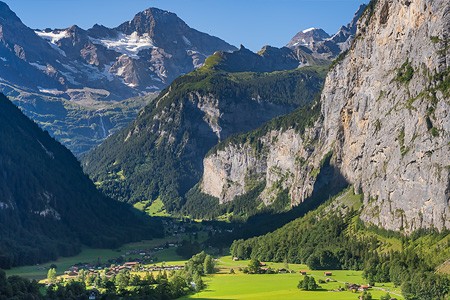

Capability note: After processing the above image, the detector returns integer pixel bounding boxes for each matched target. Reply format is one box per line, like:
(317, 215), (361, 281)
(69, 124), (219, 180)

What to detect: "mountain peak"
(302, 27), (316, 33)
(287, 28), (330, 48)
(116, 6), (186, 36)
(141, 7), (174, 17)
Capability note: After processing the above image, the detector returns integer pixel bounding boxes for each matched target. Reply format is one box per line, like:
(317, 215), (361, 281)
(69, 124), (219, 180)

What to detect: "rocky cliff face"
(202, 128), (313, 204)
(320, 0), (449, 232)
(201, 0), (450, 232)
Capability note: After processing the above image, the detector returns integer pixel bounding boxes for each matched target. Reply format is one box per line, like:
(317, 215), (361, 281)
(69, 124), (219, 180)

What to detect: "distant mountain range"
(0, 1), (365, 155)
(0, 2), (235, 98)
(0, 2), (235, 154)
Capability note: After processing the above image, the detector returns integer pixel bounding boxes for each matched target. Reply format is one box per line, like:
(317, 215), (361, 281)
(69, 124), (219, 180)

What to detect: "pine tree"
(203, 255), (215, 274)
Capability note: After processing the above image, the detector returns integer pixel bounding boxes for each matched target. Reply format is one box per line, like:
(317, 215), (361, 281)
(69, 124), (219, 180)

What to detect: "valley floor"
(183, 256), (404, 300)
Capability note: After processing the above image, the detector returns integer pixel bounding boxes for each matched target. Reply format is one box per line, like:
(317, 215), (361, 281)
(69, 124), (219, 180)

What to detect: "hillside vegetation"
(0, 94), (162, 269)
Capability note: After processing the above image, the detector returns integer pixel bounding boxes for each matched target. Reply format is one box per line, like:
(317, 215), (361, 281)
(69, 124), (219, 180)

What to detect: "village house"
(358, 285), (371, 292)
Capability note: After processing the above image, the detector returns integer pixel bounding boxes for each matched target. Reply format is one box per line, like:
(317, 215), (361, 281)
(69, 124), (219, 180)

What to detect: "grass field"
(133, 198), (170, 217)
(181, 256), (404, 300)
(7, 246), (405, 300)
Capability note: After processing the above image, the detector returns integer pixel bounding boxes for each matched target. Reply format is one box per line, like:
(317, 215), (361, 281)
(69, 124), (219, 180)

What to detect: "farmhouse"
(358, 285), (370, 292)
(324, 272), (332, 276)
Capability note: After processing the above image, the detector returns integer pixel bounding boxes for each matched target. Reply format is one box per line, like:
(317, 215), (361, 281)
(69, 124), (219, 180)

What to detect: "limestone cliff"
(201, 0), (450, 232)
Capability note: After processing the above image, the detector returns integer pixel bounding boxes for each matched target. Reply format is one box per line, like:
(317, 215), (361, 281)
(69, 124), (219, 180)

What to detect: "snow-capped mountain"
(287, 4), (367, 59)
(0, 2), (236, 155)
(29, 7), (236, 95)
(286, 27), (330, 48)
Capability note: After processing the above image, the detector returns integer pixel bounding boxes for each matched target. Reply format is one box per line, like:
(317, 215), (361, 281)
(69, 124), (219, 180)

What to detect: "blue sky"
(5, 0), (366, 51)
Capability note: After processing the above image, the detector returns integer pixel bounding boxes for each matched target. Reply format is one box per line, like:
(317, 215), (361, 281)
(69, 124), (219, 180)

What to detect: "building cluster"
(63, 261), (185, 280)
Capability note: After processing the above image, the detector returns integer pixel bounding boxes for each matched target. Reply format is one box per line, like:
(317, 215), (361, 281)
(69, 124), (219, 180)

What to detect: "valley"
(5, 186), (447, 298)
(0, 0), (449, 299)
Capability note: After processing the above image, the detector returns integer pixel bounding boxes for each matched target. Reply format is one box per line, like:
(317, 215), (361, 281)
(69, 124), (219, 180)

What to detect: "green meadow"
(182, 256), (404, 300)
(133, 198), (170, 217)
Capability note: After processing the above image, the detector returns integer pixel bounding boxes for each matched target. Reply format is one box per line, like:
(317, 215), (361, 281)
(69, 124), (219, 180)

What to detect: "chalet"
(300, 270), (307, 275)
(124, 262), (139, 267)
(358, 285), (370, 292)
(278, 268), (288, 273)
(232, 257), (239, 261)
(64, 271), (78, 276)
(259, 262), (267, 267)
(324, 272), (332, 276)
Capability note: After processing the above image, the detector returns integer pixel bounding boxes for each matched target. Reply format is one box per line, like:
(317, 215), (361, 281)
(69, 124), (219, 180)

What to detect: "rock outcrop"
(201, 0), (450, 232)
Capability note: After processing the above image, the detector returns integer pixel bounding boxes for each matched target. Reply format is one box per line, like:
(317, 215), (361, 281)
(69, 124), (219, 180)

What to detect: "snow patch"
(302, 27), (316, 33)
(0, 57), (7, 62)
(90, 31), (155, 59)
(35, 30), (70, 43)
(62, 63), (80, 74)
(102, 62), (115, 82)
(0, 202), (9, 210)
(182, 35), (192, 46)
(59, 71), (80, 85)
(125, 82), (137, 88)
(35, 30), (68, 56)
(37, 87), (64, 96)
(30, 62), (48, 71)
(48, 42), (67, 57)
(37, 140), (55, 158)
(33, 208), (61, 220)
